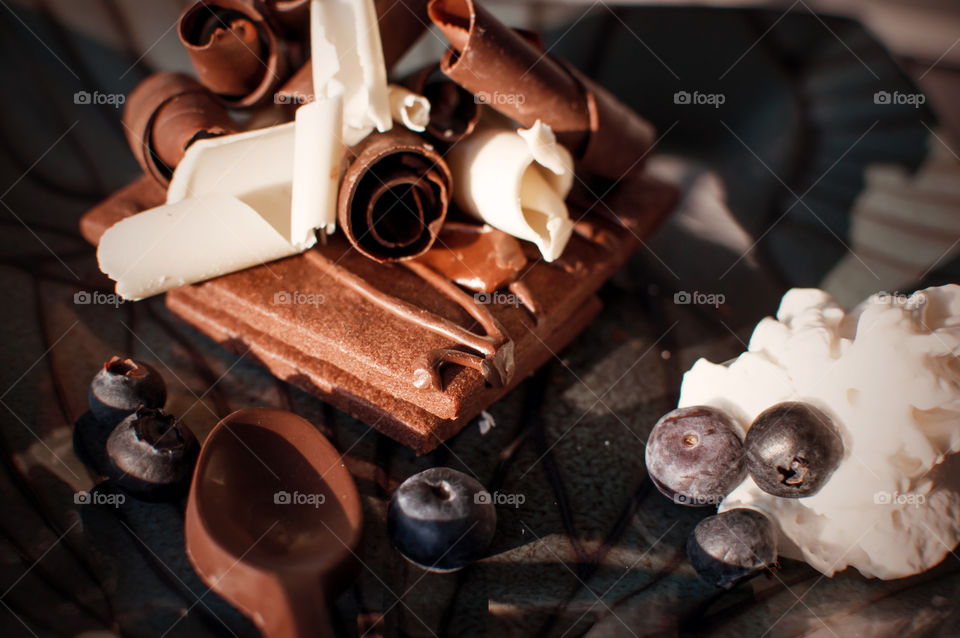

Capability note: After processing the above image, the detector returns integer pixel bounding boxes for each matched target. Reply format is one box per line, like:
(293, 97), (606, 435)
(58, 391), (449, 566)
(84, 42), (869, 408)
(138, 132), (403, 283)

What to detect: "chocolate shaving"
(374, 0), (432, 70)
(402, 64), (481, 143)
(178, 0), (287, 108)
(413, 222), (526, 293)
(339, 129), (452, 262)
(428, 0), (656, 180)
(259, 0), (310, 38)
(276, 60), (313, 107)
(122, 73), (237, 185)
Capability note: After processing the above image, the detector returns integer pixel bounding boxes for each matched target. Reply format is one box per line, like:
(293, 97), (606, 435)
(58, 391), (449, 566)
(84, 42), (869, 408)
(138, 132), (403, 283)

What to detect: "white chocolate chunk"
(310, 0), (391, 145)
(387, 84), (430, 132)
(447, 121), (575, 261)
(98, 195), (311, 301)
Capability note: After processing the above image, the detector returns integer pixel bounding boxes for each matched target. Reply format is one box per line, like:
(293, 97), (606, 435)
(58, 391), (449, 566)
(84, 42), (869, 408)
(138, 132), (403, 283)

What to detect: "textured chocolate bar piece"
(82, 175), (677, 452)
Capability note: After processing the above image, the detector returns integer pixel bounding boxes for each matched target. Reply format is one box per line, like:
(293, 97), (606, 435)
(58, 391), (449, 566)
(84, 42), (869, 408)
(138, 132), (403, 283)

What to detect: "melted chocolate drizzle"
(508, 279), (541, 324)
(404, 260), (515, 390)
(304, 249), (517, 392)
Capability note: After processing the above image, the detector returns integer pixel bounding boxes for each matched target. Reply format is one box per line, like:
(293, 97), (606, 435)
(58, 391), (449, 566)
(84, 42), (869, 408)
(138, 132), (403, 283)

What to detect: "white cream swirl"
(678, 285), (960, 579)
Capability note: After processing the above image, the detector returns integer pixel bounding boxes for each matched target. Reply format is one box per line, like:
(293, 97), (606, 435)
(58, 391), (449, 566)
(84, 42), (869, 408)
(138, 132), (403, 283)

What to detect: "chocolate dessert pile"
(82, 0), (678, 452)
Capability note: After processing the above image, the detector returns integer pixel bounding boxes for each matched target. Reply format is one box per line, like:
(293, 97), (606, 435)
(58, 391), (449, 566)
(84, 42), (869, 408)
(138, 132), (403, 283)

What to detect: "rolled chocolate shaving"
(429, 0), (585, 147)
(276, 60), (313, 106)
(513, 27), (545, 52)
(258, 0), (310, 38)
(428, 0), (656, 180)
(179, 0), (287, 108)
(374, 0), (431, 70)
(402, 64), (481, 143)
(562, 60), (660, 181)
(339, 129), (451, 262)
(123, 72), (238, 185)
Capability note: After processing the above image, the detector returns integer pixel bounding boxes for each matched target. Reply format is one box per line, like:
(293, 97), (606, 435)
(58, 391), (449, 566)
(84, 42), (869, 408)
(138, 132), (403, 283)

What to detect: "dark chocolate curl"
(258, 0), (310, 38)
(179, 0), (286, 108)
(402, 64), (481, 143)
(339, 129), (451, 263)
(123, 72), (238, 185)
(276, 60), (313, 106)
(374, 0), (431, 70)
(429, 0), (656, 180)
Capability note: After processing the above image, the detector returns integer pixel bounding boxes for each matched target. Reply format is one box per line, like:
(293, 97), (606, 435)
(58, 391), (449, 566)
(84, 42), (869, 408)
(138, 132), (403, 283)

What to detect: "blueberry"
(106, 407), (198, 501)
(645, 406), (746, 507)
(744, 402), (843, 498)
(88, 356), (166, 426)
(687, 508), (778, 589)
(387, 467), (497, 572)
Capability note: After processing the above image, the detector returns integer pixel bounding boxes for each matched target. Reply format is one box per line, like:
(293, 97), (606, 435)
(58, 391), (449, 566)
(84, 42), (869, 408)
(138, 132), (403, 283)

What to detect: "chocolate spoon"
(185, 407), (363, 638)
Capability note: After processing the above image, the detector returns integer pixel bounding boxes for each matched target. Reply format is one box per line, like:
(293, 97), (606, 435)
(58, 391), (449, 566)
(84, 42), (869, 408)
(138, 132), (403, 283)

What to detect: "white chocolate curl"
(388, 84), (430, 132)
(311, 0), (391, 145)
(98, 195), (307, 301)
(447, 120), (574, 261)
(166, 119), (340, 246)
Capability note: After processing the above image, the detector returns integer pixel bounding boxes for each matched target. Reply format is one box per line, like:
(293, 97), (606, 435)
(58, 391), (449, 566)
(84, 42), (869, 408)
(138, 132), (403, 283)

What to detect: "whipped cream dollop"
(678, 285), (960, 579)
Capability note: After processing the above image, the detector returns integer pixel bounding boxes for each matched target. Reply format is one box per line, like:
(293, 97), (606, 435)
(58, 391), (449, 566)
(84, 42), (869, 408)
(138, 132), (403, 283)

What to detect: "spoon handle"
(261, 575), (333, 638)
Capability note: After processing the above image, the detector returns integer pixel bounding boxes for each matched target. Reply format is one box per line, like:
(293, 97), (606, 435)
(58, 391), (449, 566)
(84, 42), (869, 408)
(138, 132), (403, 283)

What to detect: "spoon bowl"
(185, 407), (362, 638)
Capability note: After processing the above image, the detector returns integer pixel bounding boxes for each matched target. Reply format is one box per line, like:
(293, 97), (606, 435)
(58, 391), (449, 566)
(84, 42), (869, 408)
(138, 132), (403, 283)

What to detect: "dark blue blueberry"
(744, 402), (843, 498)
(106, 407), (198, 501)
(88, 357), (166, 426)
(687, 508), (778, 589)
(645, 406), (746, 507)
(387, 467), (496, 572)
(73, 410), (114, 477)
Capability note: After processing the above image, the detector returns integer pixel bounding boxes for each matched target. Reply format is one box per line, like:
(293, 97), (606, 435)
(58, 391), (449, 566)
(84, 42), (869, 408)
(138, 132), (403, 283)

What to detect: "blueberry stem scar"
(778, 457), (809, 485)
